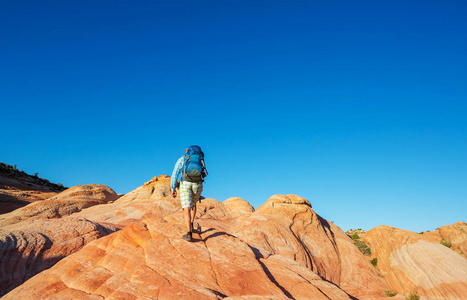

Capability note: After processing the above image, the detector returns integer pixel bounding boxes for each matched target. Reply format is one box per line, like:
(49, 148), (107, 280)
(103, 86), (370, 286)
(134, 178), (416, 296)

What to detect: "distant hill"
(0, 162), (67, 191)
(0, 162), (68, 214)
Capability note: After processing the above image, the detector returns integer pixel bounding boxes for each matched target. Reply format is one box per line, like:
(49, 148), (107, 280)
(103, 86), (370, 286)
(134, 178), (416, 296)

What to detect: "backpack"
(181, 145), (207, 183)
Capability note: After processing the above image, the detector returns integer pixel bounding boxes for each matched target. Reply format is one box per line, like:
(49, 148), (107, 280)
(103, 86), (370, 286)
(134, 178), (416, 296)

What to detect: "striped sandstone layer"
(0, 184), (120, 296)
(3, 175), (465, 299)
(0, 184), (120, 227)
(0, 174), (59, 214)
(3, 176), (388, 299)
(364, 225), (467, 300)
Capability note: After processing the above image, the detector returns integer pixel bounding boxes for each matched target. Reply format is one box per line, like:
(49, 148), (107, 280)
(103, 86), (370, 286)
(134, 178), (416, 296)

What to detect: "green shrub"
(371, 258), (378, 266)
(382, 289), (396, 297)
(440, 239), (451, 248)
(405, 292), (419, 300)
(351, 232), (360, 240)
(355, 240), (371, 256)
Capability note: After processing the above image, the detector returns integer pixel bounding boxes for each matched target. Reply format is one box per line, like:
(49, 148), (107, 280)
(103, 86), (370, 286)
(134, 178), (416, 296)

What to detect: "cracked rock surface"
(2, 175), (466, 299)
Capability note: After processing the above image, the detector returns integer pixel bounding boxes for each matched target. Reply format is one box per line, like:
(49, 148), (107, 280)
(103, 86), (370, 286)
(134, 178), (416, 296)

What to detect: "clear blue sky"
(1, 1), (466, 233)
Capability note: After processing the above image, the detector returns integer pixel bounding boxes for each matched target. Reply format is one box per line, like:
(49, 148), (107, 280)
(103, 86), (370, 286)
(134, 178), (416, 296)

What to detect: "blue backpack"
(181, 145), (207, 183)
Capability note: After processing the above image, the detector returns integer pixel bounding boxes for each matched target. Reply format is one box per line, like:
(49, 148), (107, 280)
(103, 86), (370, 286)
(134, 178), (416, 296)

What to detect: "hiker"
(171, 145), (208, 241)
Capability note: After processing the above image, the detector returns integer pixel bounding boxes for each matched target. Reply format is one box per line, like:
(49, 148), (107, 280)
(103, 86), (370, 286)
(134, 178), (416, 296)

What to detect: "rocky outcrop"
(2, 174), (465, 299)
(0, 176), (176, 297)
(3, 212), (353, 299)
(438, 222), (467, 257)
(72, 175), (177, 228)
(0, 163), (67, 214)
(364, 225), (467, 299)
(0, 184), (120, 227)
(3, 187), (391, 299)
(223, 197), (255, 217)
(0, 175), (59, 214)
(0, 217), (116, 296)
(0, 184), (120, 296)
(232, 194), (389, 299)
(419, 222), (467, 258)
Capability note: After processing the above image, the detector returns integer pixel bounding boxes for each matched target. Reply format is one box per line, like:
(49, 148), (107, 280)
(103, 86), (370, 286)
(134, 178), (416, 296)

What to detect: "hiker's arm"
(171, 157), (184, 192)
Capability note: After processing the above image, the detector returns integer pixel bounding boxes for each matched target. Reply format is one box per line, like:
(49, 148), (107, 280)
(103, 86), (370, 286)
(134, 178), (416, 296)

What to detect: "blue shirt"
(171, 156), (184, 191)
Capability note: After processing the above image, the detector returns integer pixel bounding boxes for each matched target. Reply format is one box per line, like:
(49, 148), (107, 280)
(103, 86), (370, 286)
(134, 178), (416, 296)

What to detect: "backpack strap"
(200, 157), (208, 177)
(182, 154), (191, 178)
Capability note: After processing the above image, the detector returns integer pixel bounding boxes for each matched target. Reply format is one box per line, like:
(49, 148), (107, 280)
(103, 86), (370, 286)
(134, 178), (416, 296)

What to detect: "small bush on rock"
(440, 239), (451, 248)
(355, 240), (371, 256)
(382, 289), (396, 297)
(405, 292), (419, 300)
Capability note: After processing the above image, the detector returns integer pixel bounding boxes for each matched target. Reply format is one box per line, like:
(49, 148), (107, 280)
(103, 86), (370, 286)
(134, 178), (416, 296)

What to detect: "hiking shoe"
(181, 232), (192, 242)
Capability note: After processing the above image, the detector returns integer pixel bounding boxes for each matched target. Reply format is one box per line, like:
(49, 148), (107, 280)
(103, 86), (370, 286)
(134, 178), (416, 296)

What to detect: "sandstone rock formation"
(0, 184), (119, 296)
(364, 225), (467, 300)
(0, 163), (67, 214)
(438, 222), (467, 257)
(2, 176), (391, 299)
(3, 217), (356, 300)
(0, 184), (120, 227)
(72, 175), (177, 228)
(0, 216), (116, 296)
(232, 194), (389, 299)
(419, 222), (467, 258)
(0, 175), (59, 214)
(3, 174), (465, 299)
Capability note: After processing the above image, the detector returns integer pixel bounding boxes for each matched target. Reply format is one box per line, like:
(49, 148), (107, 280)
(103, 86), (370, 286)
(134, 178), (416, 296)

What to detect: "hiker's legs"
(191, 182), (203, 206)
(183, 207), (192, 232)
(180, 181), (194, 233)
(180, 181), (203, 234)
(190, 182), (203, 227)
(191, 205), (196, 223)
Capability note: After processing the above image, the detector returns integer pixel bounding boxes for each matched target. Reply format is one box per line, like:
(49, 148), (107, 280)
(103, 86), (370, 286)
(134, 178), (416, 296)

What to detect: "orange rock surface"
(0, 174), (59, 214)
(3, 214), (351, 299)
(0, 216), (116, 296)
(2, 176), (391, 299)
(2, 175), (466, 299)
(439, 222), (467, 257)
(0, 184), (120, 227)
(232, 194), (389, 299)
(0, 184), (119, 296)
(364, 225), (467, 300)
